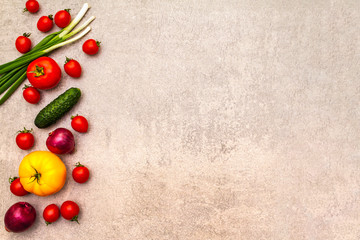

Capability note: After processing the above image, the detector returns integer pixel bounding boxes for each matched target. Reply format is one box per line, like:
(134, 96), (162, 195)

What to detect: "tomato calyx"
(22, 84), (33, 90)
(71, 215), (79, 224)
(48, 14), (54, 20)
(45, 221), (52, 226)
(29, 167), (41, 184)
(65, 9), (71, 13)
(65, 56), (73, 64)
(22, 32), (31, 38)
(23, 8), (29, 13)
(9, 176), (18, 184)
(29, 65), (45, 77)
(71, 114), (79, 120)
(17, 127), (33, 134)
(75, 162), (84, 168)
(96, 41), (101, 47)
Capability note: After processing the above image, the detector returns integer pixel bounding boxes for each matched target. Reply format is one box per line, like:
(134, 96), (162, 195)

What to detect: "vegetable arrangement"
(4, 1), (96, 233)
(0, 2), (96, 105)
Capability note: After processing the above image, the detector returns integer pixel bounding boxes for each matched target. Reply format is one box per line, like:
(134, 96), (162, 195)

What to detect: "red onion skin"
(46, 128), (75, 154)
(4, 202), (36, 233)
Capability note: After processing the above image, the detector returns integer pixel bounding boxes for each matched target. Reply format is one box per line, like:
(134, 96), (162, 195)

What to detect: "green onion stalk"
(0, 3), (95, 105)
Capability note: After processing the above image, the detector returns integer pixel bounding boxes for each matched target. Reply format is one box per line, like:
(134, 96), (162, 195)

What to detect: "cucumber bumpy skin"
(35, 88), (81, 128)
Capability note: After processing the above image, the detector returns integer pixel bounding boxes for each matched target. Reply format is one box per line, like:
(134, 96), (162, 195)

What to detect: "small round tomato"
(54, 9), (71, 28)
(9, 177), (29, 196)
(15, 33), (32, 54)
(43, 204), (60, 225)
(23, 85), (40, 104)
(72, 162), (90, 184)
(24, 0), (39, 13)
(60, 201), (80, 223)
(27, 56), (61, 90)
(82, 39), (101, 55)
(16, 128), (34, 150)
(37, 15), (53, 32)
(64, 57), (82, 78)
(71, 115), (88, 133)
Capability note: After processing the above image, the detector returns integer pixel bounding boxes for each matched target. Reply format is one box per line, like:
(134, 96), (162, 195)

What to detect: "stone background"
(0, 0), (360, 239)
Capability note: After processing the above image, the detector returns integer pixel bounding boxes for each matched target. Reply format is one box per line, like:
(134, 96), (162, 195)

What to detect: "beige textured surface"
(1, 0), (360, 239)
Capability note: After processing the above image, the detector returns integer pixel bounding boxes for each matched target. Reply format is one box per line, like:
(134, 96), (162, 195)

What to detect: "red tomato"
(43, 204), (60, 225)
(23, 85), (40, 104)
(54, 9), (71, 28)
(16, 128), (34, 150)
(24, 0), (39, 13)
(9, 177), (29, 196)
(15, 33), (32, 54)
(82, 39), (101, 55)
(37, 15), (53, 32)
(60, 201), (80, 223)
(27, 57), (61, 90)
(71, 115), (88, 133)
(72, 162), (90, 183)
(64, 57), (82, 78)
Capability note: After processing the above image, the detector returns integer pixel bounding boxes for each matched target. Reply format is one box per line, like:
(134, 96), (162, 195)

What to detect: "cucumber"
(35, 87), (81, 128)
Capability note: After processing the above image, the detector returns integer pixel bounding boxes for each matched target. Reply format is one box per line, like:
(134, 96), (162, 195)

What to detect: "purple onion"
(46, 128), (75, 154)
(4, 202), (36, 233)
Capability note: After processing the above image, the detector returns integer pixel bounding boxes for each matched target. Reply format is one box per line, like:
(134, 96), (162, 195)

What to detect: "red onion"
(46, 128), (75, 154)
(4, 202), (36, 233)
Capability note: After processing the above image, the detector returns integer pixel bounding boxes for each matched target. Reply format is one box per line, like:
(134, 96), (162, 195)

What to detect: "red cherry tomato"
(23, 85), (40, 104)
(60, 201), (80, 223)
(24, 0), (39, 13)
(43, 204), (60, 225)
(64, 57), (82, 78)
(37, 15), (53, 32)
(27, 57), (61, 90)
(15, 33), (32, 54)
(71, 115), (88, 133)
(16, 128), (34, 150)
(72, 162), (90, 184)
(82, 39), (101, 55)
(9, 177), (29, 196)
(54, 9), (71, 28)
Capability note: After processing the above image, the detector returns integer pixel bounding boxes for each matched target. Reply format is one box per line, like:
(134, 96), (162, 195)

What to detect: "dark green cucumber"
(35, 88), (81, 128)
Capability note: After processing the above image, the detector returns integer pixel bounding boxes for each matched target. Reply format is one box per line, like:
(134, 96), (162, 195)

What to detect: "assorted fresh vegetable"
(35, 87), (81, 128)
(4, 3), (97, 232)
(23, 85), (40, 104)
(55, 9), (71, 28)
(60, 201), (80, 223)
(43, 204), (60, 225)
(71, 115), (88, 132)
(9, 177), (29, 196)
(64, 57), (82, 78)
(72, 162), (89, 183)
(19, 151), (67, 196)
(4, 202), (36, 232)
(15, 33), (32, 54)
(46, 128), (75, 154)
(82, 39), (100, 55)
(27, 56), (62, 90)
(16, 127), (34, 150)
(0, 3), (94, 105)
(24, 0), (39, 13)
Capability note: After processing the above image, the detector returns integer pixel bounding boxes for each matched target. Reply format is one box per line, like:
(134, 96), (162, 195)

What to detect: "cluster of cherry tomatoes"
(22, 56), (83, 104)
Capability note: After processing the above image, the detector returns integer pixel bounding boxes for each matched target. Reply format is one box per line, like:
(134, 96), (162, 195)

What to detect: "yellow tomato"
(19, 151), (66, 196)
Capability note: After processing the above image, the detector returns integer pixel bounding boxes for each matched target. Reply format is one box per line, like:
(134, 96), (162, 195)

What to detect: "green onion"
(0, 3), (95, 105)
